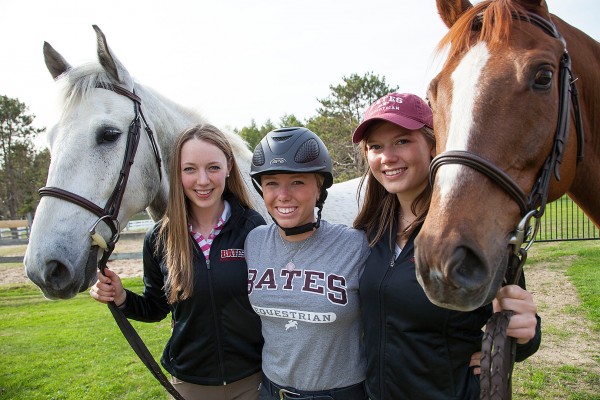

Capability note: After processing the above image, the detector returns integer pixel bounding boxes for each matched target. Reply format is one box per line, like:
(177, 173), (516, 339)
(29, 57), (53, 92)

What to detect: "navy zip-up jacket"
(359, 223), (541, 399)
(120, 196), (265, 385)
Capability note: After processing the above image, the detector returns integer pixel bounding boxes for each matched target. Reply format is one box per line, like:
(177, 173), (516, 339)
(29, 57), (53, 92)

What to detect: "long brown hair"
(353, 124), (435, 248)
(158, 124), (254, 303)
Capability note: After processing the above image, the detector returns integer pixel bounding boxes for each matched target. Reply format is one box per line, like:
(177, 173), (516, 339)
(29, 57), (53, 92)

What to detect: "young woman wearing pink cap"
(353, 93), (541, 399)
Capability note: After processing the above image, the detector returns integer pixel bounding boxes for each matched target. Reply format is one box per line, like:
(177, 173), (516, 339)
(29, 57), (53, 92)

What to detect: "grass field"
(0, 279), (171, 399)
(511, 241), (600, 399)
(0, 241), (599, 399)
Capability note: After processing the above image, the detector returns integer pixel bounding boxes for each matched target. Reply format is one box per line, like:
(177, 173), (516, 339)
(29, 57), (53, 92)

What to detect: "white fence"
(122, 219), (154, 232)
(0, 219), (154, 244)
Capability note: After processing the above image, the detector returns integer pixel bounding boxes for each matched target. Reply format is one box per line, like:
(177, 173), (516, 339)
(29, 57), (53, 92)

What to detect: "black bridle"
(430, 11), (584, 282)
(37, 84), (188, 399)
(39, 84), (162, 269)
(428, 11), (585, 400)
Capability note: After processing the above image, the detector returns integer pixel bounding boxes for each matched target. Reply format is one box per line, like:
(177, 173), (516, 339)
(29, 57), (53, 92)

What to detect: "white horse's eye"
(98, 128), (122, 144)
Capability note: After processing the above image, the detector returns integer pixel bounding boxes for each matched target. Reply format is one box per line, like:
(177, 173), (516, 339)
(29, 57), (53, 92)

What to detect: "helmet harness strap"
(272, 189), (327, 236)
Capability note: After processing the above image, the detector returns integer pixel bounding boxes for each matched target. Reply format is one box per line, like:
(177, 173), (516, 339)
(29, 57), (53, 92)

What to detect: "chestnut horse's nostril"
(44, 261), (74, 291)
(446, 246), (488, 291)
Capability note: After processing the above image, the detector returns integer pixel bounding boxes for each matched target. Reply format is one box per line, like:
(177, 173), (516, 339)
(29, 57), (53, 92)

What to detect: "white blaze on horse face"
(438, 42), (490, 204)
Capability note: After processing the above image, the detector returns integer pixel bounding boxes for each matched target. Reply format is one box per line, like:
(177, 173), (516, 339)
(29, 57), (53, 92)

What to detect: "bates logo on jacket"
(220, 248), (245, 261)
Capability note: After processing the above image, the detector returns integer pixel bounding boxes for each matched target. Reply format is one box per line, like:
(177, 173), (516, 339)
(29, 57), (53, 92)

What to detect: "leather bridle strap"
(430, 150), (529, 216)
(106, 302), (185, 400)
(38, 186), (116, 232)
(38, 84), (162, 268)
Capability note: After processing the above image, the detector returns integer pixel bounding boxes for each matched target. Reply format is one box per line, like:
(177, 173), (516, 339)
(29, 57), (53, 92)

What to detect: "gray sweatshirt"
(246, 221), (370, 391)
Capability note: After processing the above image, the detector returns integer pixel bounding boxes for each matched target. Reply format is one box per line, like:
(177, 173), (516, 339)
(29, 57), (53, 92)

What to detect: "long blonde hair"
(353, 124), (435, 248)
(158, 124), (254, 303)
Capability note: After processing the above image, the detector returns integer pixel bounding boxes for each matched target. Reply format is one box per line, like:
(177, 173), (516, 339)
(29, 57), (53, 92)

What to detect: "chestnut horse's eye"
(97, 128), (122, 144)
(533, 68), (553, 90)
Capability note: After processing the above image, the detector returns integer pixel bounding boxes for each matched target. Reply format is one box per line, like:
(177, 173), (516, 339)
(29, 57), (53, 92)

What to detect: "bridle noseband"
(429, 11), (584, 280)
(38, 84), (162, 269)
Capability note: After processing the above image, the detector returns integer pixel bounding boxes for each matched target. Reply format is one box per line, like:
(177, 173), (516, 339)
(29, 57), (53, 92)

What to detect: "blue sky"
(1, 0), (598, 140)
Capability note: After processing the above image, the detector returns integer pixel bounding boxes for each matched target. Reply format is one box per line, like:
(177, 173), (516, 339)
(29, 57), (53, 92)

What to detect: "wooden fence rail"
(0, 220), (30, 242)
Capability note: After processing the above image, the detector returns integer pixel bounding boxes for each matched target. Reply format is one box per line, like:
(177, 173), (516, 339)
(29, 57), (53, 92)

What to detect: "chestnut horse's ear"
(436, 0), (473, 28)
(517, 0), (549, 11)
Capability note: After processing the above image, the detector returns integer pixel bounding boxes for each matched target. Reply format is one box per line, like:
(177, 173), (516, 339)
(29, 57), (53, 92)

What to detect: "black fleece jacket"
(120, 196), (265, 385)
(360, 223), (541, 400)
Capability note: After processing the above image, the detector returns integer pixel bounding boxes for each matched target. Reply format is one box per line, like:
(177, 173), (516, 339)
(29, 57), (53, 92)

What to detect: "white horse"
(24, 25), (360, 300)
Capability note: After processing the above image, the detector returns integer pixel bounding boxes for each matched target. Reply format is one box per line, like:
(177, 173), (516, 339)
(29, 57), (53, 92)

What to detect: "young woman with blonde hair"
(91, 124), (266, 400)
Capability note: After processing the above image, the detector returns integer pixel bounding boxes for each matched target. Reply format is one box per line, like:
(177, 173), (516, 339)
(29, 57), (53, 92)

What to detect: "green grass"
(0, 279), (171, 399)
(511, 241), (600, 399)
(1, 241), (599, 399)
(527, 241), (600, 331)
(566, 250), (600, 332)
(513, 363), (600, 399)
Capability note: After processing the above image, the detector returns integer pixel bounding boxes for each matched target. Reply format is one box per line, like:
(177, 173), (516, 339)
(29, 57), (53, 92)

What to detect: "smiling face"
(260, 173), (321, 238)
(366, 121), (435, 203)
(180, 138), (232, 219)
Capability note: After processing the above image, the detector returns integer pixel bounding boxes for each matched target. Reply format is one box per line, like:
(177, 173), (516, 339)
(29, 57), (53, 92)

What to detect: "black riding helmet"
(250, 127), (333, 236)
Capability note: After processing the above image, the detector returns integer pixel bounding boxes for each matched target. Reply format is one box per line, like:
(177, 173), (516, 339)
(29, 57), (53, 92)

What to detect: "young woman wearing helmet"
(246, 127), (370, 400)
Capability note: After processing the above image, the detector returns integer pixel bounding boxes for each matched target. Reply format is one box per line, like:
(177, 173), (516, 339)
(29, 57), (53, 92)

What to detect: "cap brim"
(352, 114), (427, 143)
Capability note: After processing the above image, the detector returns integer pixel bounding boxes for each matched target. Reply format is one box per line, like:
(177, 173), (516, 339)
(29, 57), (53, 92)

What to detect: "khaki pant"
(171, 372), (262, 400)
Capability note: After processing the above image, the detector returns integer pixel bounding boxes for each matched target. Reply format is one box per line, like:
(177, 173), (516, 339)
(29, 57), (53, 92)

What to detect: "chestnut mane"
(437, 0), (533, 62)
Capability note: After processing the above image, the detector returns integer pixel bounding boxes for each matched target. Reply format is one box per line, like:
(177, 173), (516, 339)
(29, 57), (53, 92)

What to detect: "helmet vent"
(272, 135), (292, 142)
(295, 138), (320, 163)
(252, 144), (265, 166)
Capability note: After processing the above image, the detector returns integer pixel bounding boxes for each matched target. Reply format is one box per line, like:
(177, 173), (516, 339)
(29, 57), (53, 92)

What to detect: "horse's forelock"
(58, 64), (115, 118)
(437, 0), (531, 63)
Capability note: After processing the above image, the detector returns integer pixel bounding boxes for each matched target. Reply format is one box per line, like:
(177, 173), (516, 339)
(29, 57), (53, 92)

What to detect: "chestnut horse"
(416, 0), (599, 311)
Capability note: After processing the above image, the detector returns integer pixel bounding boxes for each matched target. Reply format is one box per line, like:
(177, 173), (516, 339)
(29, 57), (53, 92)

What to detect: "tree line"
(0, 72), (395, 219)
(0, 95), (49, 220)
(236, 72), (397, 182)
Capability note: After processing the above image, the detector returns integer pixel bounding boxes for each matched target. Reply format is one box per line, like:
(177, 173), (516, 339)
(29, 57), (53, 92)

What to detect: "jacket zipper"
(205, 245), (228, 385)
(378, 252), (396, 396)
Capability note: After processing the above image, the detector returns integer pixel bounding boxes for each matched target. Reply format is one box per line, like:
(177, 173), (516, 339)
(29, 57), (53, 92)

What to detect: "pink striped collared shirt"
(189, 201), (231, 260)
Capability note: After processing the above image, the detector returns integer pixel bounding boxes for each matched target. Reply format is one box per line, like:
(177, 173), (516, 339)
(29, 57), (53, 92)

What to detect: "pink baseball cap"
(352, 92), (433, 143)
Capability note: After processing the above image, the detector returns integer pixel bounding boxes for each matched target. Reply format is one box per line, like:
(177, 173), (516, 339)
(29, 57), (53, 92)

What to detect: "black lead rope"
(98, 264), (186, 400)
(479, 252), (523, 400)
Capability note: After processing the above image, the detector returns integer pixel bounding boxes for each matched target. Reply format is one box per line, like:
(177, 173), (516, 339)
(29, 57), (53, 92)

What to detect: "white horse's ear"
(93, 25), (134, 88)
(436, 0), (473, 28)
(43, 41), (72, 80)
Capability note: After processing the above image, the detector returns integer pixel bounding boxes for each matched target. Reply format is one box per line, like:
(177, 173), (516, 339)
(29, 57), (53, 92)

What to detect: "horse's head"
(25, 26), (166, 299)
(415, 0), (581, 311)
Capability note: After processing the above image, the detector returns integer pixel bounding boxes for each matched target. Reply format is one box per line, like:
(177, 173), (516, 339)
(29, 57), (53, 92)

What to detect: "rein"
(38, 85), (184, 400)
(429, 11), (585, 400)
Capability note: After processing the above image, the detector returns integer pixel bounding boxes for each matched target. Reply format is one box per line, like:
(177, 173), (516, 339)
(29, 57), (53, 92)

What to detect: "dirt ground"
(2, 245), (599, 377)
